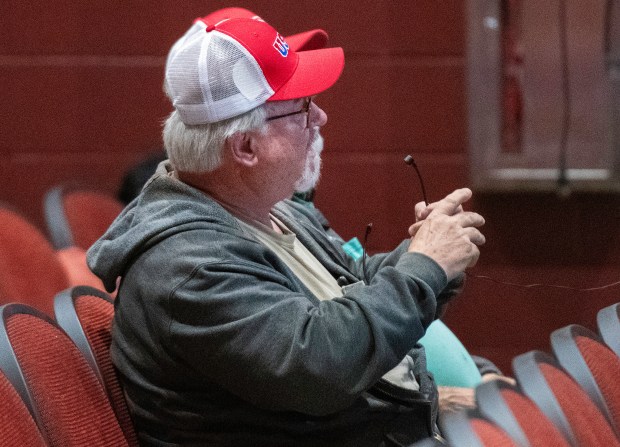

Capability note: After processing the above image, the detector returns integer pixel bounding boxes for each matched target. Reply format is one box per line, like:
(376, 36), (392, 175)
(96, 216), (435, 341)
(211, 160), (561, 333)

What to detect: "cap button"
(205, 23), (216, 32)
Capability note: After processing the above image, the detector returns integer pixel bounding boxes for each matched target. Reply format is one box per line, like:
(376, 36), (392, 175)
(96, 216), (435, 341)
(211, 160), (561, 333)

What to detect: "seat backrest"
(476, 379), (570, 447)
(0, 368), (46, 447)
(513, 350), (620, 447)
(44, 185), (124, 250)
(598, 302), (620, 358)
(54, 286), (138, 446)
(470, 418), (521, 447)
(551, 324), (620, 436)
(56, 246), (109, 292)
(0, 303), (129, 447)
(441, 409), (520, 447)
(0, 205), (68, 315)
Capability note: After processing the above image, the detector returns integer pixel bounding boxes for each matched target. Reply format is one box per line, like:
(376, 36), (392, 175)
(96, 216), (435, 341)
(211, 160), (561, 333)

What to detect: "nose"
(310, 101), (327, 128)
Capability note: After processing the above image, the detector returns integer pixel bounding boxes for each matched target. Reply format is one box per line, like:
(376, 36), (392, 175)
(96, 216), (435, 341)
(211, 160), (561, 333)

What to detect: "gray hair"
(163, 107), (267, 173)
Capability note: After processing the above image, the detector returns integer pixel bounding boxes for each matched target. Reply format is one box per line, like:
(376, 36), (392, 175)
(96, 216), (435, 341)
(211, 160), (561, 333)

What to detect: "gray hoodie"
(87, 162), (452, 446)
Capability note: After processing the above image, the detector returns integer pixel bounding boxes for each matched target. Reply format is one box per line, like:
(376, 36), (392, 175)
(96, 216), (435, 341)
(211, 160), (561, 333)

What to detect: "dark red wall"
(2, 1), (619, 374)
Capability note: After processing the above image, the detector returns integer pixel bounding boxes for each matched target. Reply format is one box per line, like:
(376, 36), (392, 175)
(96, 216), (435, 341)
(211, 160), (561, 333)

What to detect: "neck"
(177, 167), (281, 228)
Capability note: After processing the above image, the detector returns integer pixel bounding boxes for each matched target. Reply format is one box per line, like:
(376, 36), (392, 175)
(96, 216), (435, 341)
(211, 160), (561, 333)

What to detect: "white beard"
(294, 130), (324, 193)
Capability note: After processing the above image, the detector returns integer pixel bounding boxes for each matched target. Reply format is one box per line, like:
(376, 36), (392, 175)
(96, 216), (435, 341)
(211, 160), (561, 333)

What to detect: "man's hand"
(438, 386), (476, 415)
(406, 189), (485, 281)
(409, 188), (471, 237)
(416, 188), (470, 222)
(481, 373), (517, 386)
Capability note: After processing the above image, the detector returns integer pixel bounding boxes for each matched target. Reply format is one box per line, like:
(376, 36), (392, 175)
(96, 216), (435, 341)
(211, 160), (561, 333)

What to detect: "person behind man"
(87, 14), (486, 447)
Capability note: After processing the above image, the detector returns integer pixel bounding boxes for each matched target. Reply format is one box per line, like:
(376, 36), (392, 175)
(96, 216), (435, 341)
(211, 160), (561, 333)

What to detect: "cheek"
(281, 135), (310, 168)
(270, 142), (305, 181)
(259, 130), (309, 174)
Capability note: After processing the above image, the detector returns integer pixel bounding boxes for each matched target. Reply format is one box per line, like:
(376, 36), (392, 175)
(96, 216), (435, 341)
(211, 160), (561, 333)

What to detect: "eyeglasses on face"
(266, 97), (313, 129)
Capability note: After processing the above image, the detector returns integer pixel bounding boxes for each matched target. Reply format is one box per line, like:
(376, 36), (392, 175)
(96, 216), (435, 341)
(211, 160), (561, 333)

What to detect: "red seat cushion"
(7, 313), (128, 446)
(471, 418), (519, 447)
(0, 370), (46, 446)
(63, 191), (123, 250)
(575, 335), (620, 428)
(75, 294), (138, 445)
(0, 208), (68, 315)
(541, 363), (620, 446)
(56, 247), (110, 293)
(501, 388), (569, 447)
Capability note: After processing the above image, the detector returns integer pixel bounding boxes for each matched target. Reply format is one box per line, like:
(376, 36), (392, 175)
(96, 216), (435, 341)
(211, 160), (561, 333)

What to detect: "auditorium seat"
(54, 286), (138, 446)
(441, 408), (520, 447)
(476, 379), (570, 446)
(0, 368), (46, 446)
(0, 204), (69, 315)
(56, 246), (108, 292)
(550, 324), (620, 436)
(0, 303), (130, 446)
(44, 185), (124, 250)
(513, 350), (620, 446)
(598, 302), (620, 358)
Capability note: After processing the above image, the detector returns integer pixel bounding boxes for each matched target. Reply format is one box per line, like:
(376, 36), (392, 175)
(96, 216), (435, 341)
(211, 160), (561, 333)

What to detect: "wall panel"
(1, 65), (168, 154)
(321, 59), (466, 154)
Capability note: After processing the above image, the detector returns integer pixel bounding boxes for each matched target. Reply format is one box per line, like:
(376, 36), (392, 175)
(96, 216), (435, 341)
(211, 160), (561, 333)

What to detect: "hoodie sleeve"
(162, 236), (447, 416)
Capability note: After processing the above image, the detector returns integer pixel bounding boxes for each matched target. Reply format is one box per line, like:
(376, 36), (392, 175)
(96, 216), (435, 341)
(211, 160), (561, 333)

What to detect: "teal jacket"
(87, 163), (455, 447)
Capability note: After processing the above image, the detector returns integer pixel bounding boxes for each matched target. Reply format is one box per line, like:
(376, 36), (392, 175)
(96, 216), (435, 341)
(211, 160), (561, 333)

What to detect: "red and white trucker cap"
(165, 17), (344, 125)
(196, 8), (329, 52)
(166, 8), (329, 72)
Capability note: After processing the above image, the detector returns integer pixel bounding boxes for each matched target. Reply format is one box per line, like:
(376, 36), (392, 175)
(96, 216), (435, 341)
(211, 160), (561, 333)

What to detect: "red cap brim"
(269, 47), (344, 101)
(286, 29), (329, 52)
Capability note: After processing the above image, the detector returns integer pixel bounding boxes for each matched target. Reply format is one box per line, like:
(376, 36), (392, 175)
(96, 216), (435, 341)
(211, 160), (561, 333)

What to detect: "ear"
(227, 132), (258, 167)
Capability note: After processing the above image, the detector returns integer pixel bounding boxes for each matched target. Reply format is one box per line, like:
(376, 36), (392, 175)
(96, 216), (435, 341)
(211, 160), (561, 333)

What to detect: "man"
(88, 15), (485, 447)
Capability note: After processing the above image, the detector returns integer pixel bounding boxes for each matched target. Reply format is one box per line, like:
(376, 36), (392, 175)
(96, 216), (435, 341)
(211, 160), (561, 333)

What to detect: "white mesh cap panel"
(166, 29), (274, 124)
(206, 37), (244, 101)
(166, 21), (205, 74)
(164, 22), (205, 99)
(166, 30), (209, 124)
(200, 32), (273, 123)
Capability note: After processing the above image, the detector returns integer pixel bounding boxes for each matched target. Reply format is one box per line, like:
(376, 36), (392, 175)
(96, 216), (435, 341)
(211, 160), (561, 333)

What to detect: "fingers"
(416, 188), (472, 221)
(407, 209), (485, 280)
(410, 212), (485, 242)
(414, 201), (427, 221)
(481, 373), (517, 386)
(466, 244), (480, 268)
(438, 386), (477, 414)
(462, 227), (485, 246)
(407, 189), (484, 281)
(428, 188), (472, 217)
(418, 204), (465, 221)
(408, 221), (423, 237)
(454, 211), (485, 229)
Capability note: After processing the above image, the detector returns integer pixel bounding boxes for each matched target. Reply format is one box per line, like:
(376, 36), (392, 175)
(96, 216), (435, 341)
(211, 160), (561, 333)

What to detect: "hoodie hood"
(87, 162), (240, 293)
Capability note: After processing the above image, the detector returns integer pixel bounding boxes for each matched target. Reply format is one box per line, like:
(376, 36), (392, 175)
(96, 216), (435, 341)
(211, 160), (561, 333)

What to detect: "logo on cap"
(273, 34), (289, 57)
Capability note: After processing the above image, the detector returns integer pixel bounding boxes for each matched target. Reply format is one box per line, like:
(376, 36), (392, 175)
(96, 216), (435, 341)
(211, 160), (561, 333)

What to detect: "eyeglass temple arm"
(404, 155), (429, 206)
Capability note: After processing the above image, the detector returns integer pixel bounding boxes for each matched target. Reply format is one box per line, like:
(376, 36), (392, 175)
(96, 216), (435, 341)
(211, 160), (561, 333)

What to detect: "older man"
(88, 14), (485, 447)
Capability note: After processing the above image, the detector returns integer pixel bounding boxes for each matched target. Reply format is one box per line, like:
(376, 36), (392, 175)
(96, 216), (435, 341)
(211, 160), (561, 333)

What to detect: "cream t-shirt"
(237, 215), (343, 301)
